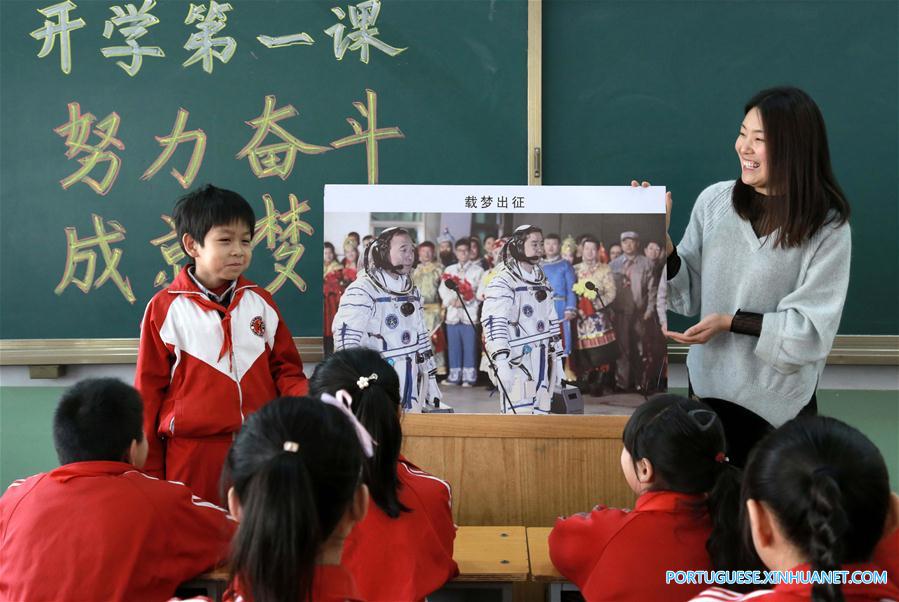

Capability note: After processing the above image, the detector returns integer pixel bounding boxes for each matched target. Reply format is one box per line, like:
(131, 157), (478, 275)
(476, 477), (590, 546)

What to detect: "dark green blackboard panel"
(543, 0), (898, 335)
(0, 0), (527, 338)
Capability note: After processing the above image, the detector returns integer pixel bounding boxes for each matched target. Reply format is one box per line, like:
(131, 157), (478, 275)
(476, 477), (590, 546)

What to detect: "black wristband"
(731, 309), (763, 337)
(666, 247), (681, 279)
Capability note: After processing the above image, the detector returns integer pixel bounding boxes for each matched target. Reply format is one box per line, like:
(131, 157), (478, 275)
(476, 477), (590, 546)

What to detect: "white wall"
(323, 212), (371, 259)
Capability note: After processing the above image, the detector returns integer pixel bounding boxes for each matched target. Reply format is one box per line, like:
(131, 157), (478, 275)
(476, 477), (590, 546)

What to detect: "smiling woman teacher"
(653, 86), (852, 467)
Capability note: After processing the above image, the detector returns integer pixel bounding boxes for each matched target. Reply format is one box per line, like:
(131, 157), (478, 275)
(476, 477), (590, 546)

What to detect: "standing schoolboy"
(135, 184), (308, 503)
(0, 378), (235, 602)
(439, 237), (485, 386)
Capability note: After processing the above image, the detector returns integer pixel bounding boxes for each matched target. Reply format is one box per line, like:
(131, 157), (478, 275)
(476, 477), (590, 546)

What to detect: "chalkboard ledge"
(0, 337), (325, 366)
(0, 336), (895, 367)
(667, 335), (897, 365)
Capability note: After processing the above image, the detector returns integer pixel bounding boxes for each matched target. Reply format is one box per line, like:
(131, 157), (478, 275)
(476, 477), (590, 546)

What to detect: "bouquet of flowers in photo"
(573, 279), (597, 316)
(324, 269), (344, 296)
(441, 273), (475, 301)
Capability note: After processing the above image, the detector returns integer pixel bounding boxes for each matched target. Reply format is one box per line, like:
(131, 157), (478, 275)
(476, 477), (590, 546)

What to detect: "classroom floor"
(433, 380), (640, 415)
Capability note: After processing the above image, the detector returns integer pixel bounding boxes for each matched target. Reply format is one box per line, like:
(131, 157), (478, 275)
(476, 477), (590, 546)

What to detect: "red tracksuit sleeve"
(548, 505), (627, 588)
(269, 307), (308, 396)
(153, 480), (237, 586)
(873, 528), (899, 585)
(135, 300), (173, 478)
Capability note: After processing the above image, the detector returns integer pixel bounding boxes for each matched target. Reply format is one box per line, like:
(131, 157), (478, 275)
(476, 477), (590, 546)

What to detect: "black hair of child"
(743, 416), (890, 602)
(53, 378), (144, 465)
(309, 348), (410, 518)
(623, 394), (745, 572)
(224, 396), (364, 602)
(173, 184), (256, 255)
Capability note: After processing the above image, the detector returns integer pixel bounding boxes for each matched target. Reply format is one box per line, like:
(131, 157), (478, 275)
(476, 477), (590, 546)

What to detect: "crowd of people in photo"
(324, 226), (668, 398)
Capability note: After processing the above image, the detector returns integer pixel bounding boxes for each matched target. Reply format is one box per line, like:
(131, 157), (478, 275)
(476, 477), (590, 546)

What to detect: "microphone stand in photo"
(444, 278), (518, 415)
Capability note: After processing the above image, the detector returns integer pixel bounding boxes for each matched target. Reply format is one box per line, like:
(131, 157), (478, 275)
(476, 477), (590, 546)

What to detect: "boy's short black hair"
(455, 237), (471, 249)
(173, 184), (256, 254)
(544, 233), (561, 242)
(53, 378), (145, 465)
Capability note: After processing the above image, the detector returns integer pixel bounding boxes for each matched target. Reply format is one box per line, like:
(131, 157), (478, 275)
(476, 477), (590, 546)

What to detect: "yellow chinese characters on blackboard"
(34, 1), (410, 305)
(55, 215), (136, 304)
(31, 0), (406, 75)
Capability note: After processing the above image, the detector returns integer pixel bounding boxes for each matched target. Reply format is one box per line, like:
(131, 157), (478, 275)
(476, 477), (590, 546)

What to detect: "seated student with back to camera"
(310, 347), (458, 601)
(549, 394), (742, 601)
(0, 378), (235, 602)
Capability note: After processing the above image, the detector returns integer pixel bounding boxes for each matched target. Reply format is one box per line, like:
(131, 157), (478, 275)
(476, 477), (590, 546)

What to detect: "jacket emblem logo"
(385, 314), (399, 329)
(250, 316), (265, 337)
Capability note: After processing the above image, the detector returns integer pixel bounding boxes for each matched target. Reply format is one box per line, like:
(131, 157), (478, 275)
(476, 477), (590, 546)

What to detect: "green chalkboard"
(0, 0), (527, 338)
(543, 0), (898, 335)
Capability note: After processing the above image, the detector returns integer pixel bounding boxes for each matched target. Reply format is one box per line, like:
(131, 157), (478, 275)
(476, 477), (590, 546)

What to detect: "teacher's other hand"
(631, 180), (674, 255)
(664, 313), (734, 345)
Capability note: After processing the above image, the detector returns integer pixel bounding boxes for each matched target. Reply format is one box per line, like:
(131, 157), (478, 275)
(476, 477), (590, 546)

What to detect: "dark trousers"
(689, 380), (818, 468)
(615, 311), (644, 390)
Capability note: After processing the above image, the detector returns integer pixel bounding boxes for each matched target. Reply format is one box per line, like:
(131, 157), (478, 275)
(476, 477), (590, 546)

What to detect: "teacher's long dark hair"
(223, 397), (364, 602)
(310, 348), (410, 518)
(732, 86), (850, 248)
(742, 416), (890, 602)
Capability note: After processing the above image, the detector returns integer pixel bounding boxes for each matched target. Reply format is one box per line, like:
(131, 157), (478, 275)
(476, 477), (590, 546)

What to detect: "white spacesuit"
(481, 225), (563, 414)
(332, 228), (441, 412)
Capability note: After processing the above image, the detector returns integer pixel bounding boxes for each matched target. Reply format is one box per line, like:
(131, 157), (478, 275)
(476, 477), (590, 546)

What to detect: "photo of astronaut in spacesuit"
(331, 227), (442, 412)
(480, 225), (564, 414)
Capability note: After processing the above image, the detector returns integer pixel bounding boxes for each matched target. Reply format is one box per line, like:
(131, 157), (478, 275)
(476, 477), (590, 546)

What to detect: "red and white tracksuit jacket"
(342, 456), (459, 601)
(549, 490), (714, 602)
(0, 461), (235, 602)
(136, 266), (308, 502)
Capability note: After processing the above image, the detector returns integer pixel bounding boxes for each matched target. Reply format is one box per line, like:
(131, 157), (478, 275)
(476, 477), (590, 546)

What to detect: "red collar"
(634, 490), (706, 512)
(49, 461), (139, 483)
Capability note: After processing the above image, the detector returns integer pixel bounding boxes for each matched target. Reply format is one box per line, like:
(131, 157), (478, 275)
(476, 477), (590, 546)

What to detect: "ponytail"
(807, 471), (848, 602)
(742, 416), (890, 602)
(224, 397), (364, 602)
(706, 462), (759, 573)
(310, 348), (409, 517)
(231, 452), (320, 602)
(354, 383), (410, 517)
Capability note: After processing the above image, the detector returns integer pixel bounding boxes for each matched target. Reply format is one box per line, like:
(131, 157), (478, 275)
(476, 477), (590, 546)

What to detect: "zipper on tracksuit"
(231, 346), (244, 423)
(230, 284), (253, 425)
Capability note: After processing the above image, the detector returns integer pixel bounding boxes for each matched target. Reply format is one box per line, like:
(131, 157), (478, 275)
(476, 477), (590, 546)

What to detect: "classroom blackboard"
(0, 0), (527, 339)
(543, 0), (898, 335)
